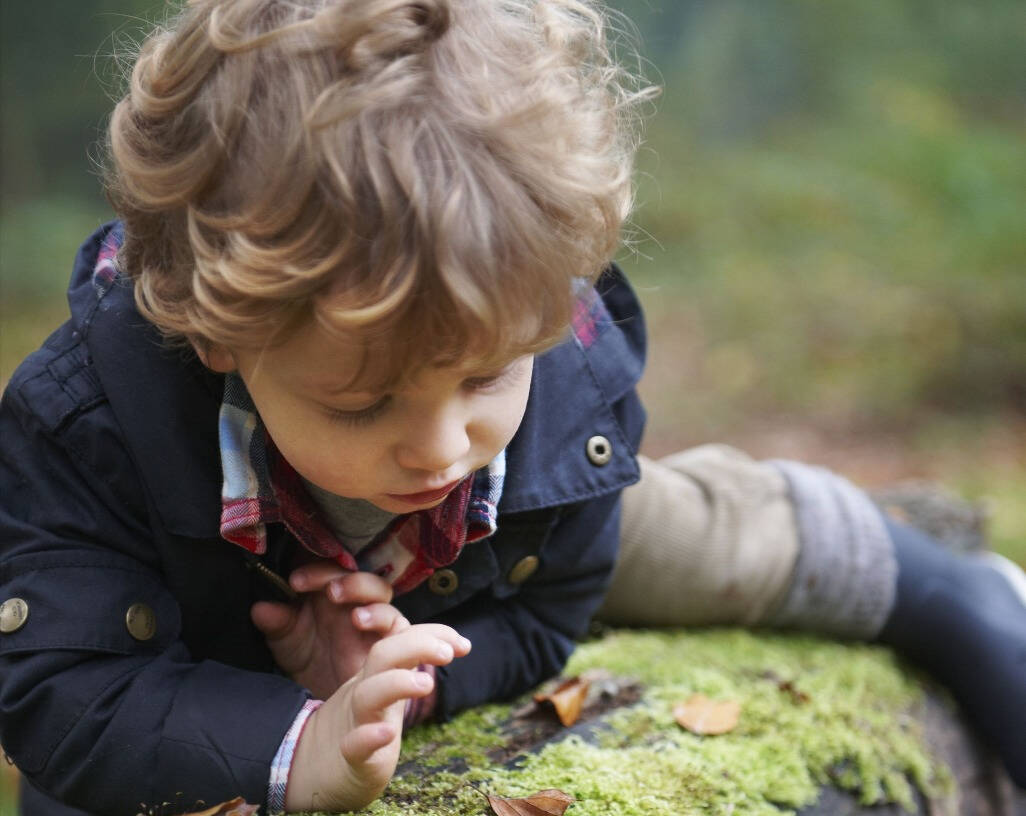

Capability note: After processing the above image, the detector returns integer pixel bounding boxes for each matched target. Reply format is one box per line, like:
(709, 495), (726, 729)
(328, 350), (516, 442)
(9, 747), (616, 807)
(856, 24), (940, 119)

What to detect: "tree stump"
(367, 484), (1024, 816)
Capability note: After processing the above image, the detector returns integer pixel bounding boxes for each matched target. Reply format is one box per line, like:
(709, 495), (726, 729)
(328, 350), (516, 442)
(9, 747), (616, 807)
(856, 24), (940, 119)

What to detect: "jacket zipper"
(244, 555), (298, 602)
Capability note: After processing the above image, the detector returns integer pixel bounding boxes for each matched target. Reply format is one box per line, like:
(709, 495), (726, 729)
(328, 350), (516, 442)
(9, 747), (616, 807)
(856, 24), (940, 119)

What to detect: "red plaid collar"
(218, 367), (503, 595)
(262, 440), (491, 593)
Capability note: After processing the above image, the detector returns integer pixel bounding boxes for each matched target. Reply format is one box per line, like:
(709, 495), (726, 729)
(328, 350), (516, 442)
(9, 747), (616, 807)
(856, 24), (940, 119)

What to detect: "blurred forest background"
(0, 0), (1024, 809)
(1, 2), (1024, 535)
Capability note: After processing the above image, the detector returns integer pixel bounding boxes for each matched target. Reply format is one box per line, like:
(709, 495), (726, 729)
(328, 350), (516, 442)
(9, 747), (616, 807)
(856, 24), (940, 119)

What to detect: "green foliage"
(0, 0), (166, 202)
(0, 766), (15, 816)
(0, 199), (111, 382)
(610, 0), (1026, 431)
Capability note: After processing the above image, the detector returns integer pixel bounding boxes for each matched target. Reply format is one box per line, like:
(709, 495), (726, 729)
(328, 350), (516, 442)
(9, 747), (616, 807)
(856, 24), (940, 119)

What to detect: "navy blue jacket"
(0, 223), (646, 813)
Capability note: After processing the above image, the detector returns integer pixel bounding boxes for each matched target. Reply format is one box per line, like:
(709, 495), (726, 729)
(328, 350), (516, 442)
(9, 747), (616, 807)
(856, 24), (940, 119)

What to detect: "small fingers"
(329, 571), (394, 605)
(351, 668), (434, 720)
(352, 603), (409, 637)
(364, 624), (471, 675)
(338, 721), (398, 766)
(289, 563), (394, 606)
(289, 560), (350, 593)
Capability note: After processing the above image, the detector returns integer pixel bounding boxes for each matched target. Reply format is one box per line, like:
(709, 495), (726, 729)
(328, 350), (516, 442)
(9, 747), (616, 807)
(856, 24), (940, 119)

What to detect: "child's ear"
(192, 342), (236, 373)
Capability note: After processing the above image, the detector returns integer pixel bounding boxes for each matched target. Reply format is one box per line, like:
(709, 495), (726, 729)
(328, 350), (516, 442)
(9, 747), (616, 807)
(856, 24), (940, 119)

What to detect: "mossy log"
(353, 485), (1024, 816)
(366, 629), (1022, 816)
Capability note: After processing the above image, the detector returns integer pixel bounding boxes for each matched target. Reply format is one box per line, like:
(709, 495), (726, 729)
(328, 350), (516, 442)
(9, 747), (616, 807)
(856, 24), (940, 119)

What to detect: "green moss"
(318, 629), (952, 816)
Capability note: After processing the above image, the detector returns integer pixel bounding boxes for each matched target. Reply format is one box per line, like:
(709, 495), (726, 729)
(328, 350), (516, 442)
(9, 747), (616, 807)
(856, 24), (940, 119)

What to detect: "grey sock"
(763, 460), (897, 639)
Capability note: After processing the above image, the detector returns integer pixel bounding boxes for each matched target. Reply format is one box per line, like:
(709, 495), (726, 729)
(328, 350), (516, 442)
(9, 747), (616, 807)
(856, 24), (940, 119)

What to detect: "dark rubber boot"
(878, 520), (1026, 788)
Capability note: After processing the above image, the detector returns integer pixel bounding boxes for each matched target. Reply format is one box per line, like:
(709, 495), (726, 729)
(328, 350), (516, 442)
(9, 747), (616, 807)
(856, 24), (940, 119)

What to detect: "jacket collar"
(72, 223), (644, 537)
(501, 326), (643, 513)
(502, 264), (646, 512)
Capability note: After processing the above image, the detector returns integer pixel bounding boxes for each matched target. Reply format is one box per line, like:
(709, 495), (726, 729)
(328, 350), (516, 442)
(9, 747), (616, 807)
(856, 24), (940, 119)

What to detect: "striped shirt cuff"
(268, 699), (322, 813)
(403, 664), (438, 728)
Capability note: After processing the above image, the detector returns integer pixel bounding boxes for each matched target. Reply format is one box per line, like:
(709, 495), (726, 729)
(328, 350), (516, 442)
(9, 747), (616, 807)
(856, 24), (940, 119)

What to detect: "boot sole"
(976, 551), (1026, 607)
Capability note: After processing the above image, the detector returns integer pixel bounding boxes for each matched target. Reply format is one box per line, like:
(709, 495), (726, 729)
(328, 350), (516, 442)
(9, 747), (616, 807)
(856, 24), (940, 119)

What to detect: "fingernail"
(457, 636), (472, 651)
(414, 671), (433, 690)
(329, 581), (344, 602)
(436, 642), (454, 661)
(354, 608), (371, 625)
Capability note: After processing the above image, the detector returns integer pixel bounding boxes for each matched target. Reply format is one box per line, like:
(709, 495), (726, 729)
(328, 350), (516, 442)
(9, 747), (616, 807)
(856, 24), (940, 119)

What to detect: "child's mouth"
(386, 478), (462, 506)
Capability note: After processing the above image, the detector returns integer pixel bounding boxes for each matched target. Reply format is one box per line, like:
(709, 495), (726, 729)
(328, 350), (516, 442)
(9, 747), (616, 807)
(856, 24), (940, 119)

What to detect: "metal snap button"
(508, 556), (540, 585)
(0, 598), (29, 634)
(428, 569), (459, 596)
(125, 603), (157, 641)
(586, 435), (613, 466)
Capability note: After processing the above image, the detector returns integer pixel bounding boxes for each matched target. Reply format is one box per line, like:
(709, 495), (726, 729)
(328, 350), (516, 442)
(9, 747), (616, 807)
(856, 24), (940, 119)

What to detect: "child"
(0, 1), (1022, 814)
(1, 0), (648, 811)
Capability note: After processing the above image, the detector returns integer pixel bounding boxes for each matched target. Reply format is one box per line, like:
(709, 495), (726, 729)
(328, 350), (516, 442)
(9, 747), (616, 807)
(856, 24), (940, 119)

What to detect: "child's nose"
(395, 409), (472, 474)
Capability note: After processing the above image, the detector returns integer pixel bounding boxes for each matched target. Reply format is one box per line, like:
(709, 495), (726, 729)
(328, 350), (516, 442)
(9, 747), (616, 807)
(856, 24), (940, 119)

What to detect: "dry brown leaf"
(760, 670), (811, 705)
(533, 676), (590, 727)
(777, 679), (810, 705)
(486, 788), (575, 816)
(673, 693), (741, 735)
(177, 798), (259, 816)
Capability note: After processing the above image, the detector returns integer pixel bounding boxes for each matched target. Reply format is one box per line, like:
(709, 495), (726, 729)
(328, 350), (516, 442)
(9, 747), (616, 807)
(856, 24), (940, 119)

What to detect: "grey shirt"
(302, 479), (398, 552)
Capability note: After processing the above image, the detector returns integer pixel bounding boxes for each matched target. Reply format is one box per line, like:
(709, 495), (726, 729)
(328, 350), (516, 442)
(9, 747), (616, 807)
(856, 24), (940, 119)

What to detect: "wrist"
(283, 701), (345, 812)
(269, 699), (322, 813)
(282, 692), (397, 813)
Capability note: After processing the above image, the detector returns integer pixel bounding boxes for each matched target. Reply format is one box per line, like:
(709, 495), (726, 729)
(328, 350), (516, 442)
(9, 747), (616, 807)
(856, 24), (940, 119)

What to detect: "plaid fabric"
(571, 278), (611, 350)
(219, 372), (504, 595)
(92, 223), (122, 297)
(267, 699), (321, 812)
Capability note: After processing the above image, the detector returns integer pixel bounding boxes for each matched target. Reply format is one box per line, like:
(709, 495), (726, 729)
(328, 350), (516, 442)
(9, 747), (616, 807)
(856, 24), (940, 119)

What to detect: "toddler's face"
(221, 320), (533, 512)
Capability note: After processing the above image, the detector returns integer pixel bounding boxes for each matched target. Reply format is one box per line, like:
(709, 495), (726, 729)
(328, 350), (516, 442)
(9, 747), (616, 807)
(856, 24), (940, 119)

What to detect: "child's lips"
(386, 478), (463, 505)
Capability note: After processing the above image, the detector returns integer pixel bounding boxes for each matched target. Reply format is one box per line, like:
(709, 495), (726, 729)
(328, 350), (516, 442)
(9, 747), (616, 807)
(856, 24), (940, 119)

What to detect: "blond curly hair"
(106, 0), (652, 387)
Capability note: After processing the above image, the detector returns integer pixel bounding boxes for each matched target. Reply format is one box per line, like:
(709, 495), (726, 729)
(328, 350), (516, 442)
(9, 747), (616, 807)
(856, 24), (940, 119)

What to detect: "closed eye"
(463, 362), (523, 392)
(324, 395), (391, 426)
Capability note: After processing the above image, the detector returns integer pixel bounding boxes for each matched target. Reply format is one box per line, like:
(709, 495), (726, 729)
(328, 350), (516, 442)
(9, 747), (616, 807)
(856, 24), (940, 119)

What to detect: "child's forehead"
(268, 318), (525, 394)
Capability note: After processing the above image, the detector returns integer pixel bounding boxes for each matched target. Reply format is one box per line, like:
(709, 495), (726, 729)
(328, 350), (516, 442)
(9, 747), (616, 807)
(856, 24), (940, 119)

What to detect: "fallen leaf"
(177, 798), (259, 816)
(533, 676), (590, 727)
(778, 679), (810, 705)
(673, 693), (741, 735)
(487, 788), (575, 816)
(759, 670), (810, 704)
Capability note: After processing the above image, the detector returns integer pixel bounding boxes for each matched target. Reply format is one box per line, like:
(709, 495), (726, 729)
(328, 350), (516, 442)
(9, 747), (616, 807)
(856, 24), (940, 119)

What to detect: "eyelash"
(463, 368), (514, 392)
(323, 364), (520, 427)
(325, 396), (391, 427)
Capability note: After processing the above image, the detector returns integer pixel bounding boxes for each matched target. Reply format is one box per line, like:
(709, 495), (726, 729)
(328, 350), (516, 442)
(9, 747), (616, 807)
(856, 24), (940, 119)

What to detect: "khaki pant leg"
(597, 445), (799, 627)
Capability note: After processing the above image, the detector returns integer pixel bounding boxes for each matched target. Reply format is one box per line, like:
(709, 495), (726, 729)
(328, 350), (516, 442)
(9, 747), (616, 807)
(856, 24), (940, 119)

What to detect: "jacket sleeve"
(430, 493), (623, 718)
(0, 347), (308, 813)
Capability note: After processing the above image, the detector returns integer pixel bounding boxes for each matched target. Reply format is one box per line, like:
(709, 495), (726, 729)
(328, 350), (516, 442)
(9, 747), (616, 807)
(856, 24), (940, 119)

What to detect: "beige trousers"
(598, 445), (800, 627)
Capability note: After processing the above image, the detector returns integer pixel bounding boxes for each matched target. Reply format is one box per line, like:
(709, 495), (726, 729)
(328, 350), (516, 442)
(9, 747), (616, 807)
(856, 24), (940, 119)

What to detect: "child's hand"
(283, 622), (471, 812)
(251, 562), (404, 699)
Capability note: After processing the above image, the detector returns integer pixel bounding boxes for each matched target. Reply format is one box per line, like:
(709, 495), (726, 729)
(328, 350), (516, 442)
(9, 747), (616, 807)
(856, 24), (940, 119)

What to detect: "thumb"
(251, 600), (299, 641)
